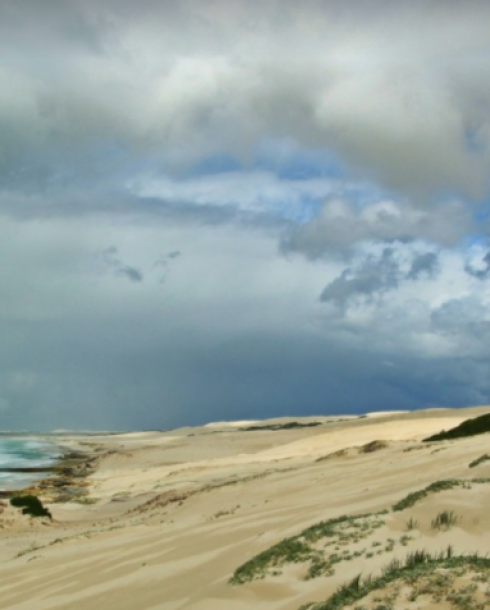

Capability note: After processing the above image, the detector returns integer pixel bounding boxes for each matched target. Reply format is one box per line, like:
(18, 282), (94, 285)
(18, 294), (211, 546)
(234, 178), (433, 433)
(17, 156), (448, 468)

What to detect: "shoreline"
(0, 442), (98, 501)
(18, 445), (100, 504)
(0, 436), (65, 496)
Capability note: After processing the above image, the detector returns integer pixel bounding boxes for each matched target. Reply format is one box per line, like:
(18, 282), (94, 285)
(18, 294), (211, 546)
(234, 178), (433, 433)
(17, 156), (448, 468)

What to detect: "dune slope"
(1, 406), (490, 610)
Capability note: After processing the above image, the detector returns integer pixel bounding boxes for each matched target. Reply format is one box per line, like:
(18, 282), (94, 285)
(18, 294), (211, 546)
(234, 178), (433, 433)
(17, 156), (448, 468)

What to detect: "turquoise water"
(0, 437), (61, 491)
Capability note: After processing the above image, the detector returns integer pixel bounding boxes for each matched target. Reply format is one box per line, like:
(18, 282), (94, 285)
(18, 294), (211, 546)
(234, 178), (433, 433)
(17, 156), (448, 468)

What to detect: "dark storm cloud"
(2, 319), (489, 432)
(1, 0), (490, 431)
(0, 211), (489, 431)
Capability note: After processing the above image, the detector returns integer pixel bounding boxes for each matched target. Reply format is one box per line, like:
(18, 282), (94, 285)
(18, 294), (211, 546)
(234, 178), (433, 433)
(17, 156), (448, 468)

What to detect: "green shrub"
(242, 422), (322, 432)
(10, 495), (52, 519)
(424, 413), (490, 442)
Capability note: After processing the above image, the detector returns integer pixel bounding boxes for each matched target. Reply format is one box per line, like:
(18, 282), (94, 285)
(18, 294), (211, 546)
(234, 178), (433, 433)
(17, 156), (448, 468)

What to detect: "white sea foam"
(0, 438), (60, 490)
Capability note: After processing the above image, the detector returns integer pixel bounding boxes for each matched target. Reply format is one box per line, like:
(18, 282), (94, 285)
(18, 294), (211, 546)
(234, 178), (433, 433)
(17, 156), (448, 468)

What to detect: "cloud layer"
(1, 1), (490, 429)
(2, 1), (490, 199)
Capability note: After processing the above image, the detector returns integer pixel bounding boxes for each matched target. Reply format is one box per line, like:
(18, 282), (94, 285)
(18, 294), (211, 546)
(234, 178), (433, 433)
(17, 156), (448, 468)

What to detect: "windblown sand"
(2, 406), (490, 610)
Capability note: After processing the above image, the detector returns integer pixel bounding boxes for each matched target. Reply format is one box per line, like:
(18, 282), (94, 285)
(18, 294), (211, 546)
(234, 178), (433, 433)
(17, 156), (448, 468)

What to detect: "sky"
(1, 0), (490, 430)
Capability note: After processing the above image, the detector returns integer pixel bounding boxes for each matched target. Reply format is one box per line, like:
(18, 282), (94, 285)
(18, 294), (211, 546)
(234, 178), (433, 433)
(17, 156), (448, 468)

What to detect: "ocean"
(0, 437), (61, 491)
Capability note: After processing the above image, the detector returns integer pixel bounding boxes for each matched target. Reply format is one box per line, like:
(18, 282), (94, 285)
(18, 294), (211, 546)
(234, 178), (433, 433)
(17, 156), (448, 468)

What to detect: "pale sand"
(204, 420), (261, 428)
(1, 405), (490, 609)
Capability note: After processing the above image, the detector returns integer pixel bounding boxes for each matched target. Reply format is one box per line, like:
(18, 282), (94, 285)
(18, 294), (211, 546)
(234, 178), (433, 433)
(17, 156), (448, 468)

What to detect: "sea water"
(0, 437), (61, 491)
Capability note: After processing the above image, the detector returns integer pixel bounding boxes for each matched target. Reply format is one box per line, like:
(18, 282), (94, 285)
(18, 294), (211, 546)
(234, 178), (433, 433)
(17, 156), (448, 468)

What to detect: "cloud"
(407, 252), (439, 280)
(320, 247), (400, 307)
(283, 198), (472, 258)
(2, 1), (490, 430)
(0, 210), (489, 430)
(100, 246), (143, 283)
(128, 169), (347, 223)
(153, 251), (182, 284)
(431, 297), (490, 338)
(314, 242), (490, 363)
(465, 250), (490, 279)
(1, 0), (490, 203)
(320, 244), (440, 308)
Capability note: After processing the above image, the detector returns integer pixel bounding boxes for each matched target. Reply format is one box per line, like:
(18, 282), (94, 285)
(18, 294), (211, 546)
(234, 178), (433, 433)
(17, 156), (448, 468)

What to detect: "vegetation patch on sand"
(424, 413), (490, 442)
(392, 478), (490, 511)
(431, 510), (460, 531)
(10, 495), (52, 519)
(230, 512), (388, 584)
(240, 422), (323, 432)
(302, 549), (490, 610)
(231, 472), (490, 593)
(358, 440), (389, 454)
(316, 449), (349, 462)
(469, 454), (490, 469)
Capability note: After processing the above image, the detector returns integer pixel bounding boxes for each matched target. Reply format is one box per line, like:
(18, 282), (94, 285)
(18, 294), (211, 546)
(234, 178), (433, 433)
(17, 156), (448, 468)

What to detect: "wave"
(0, 438), (61, 490)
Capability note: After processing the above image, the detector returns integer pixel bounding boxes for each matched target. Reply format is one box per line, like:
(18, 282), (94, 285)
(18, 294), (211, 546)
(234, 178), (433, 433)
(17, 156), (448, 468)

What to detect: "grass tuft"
(405, 517), (418, 531)
(431, 510), (459, 530)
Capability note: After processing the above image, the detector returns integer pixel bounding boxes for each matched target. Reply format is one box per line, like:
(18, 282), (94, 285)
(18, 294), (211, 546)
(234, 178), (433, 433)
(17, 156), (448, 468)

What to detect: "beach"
(2, 405), (490, 609)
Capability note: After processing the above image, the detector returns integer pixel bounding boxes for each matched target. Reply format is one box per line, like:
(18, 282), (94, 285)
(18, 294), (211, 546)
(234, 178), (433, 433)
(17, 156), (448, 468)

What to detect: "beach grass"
(305, 549), (490, 610)
(230, 512), (388, 584)
(392, 478), (490, 511)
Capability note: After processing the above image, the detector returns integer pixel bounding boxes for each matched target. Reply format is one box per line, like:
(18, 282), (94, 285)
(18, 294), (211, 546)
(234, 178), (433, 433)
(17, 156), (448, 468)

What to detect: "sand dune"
(1, 405), (490, 609)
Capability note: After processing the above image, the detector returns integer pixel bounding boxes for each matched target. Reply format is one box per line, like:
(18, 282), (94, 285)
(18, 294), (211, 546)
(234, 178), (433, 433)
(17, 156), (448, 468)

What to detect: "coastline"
(0, 436), (64, 496)
(14, 446), (100, 503)
(1, 405), (490, 610)
(0, 437), (97, 500)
